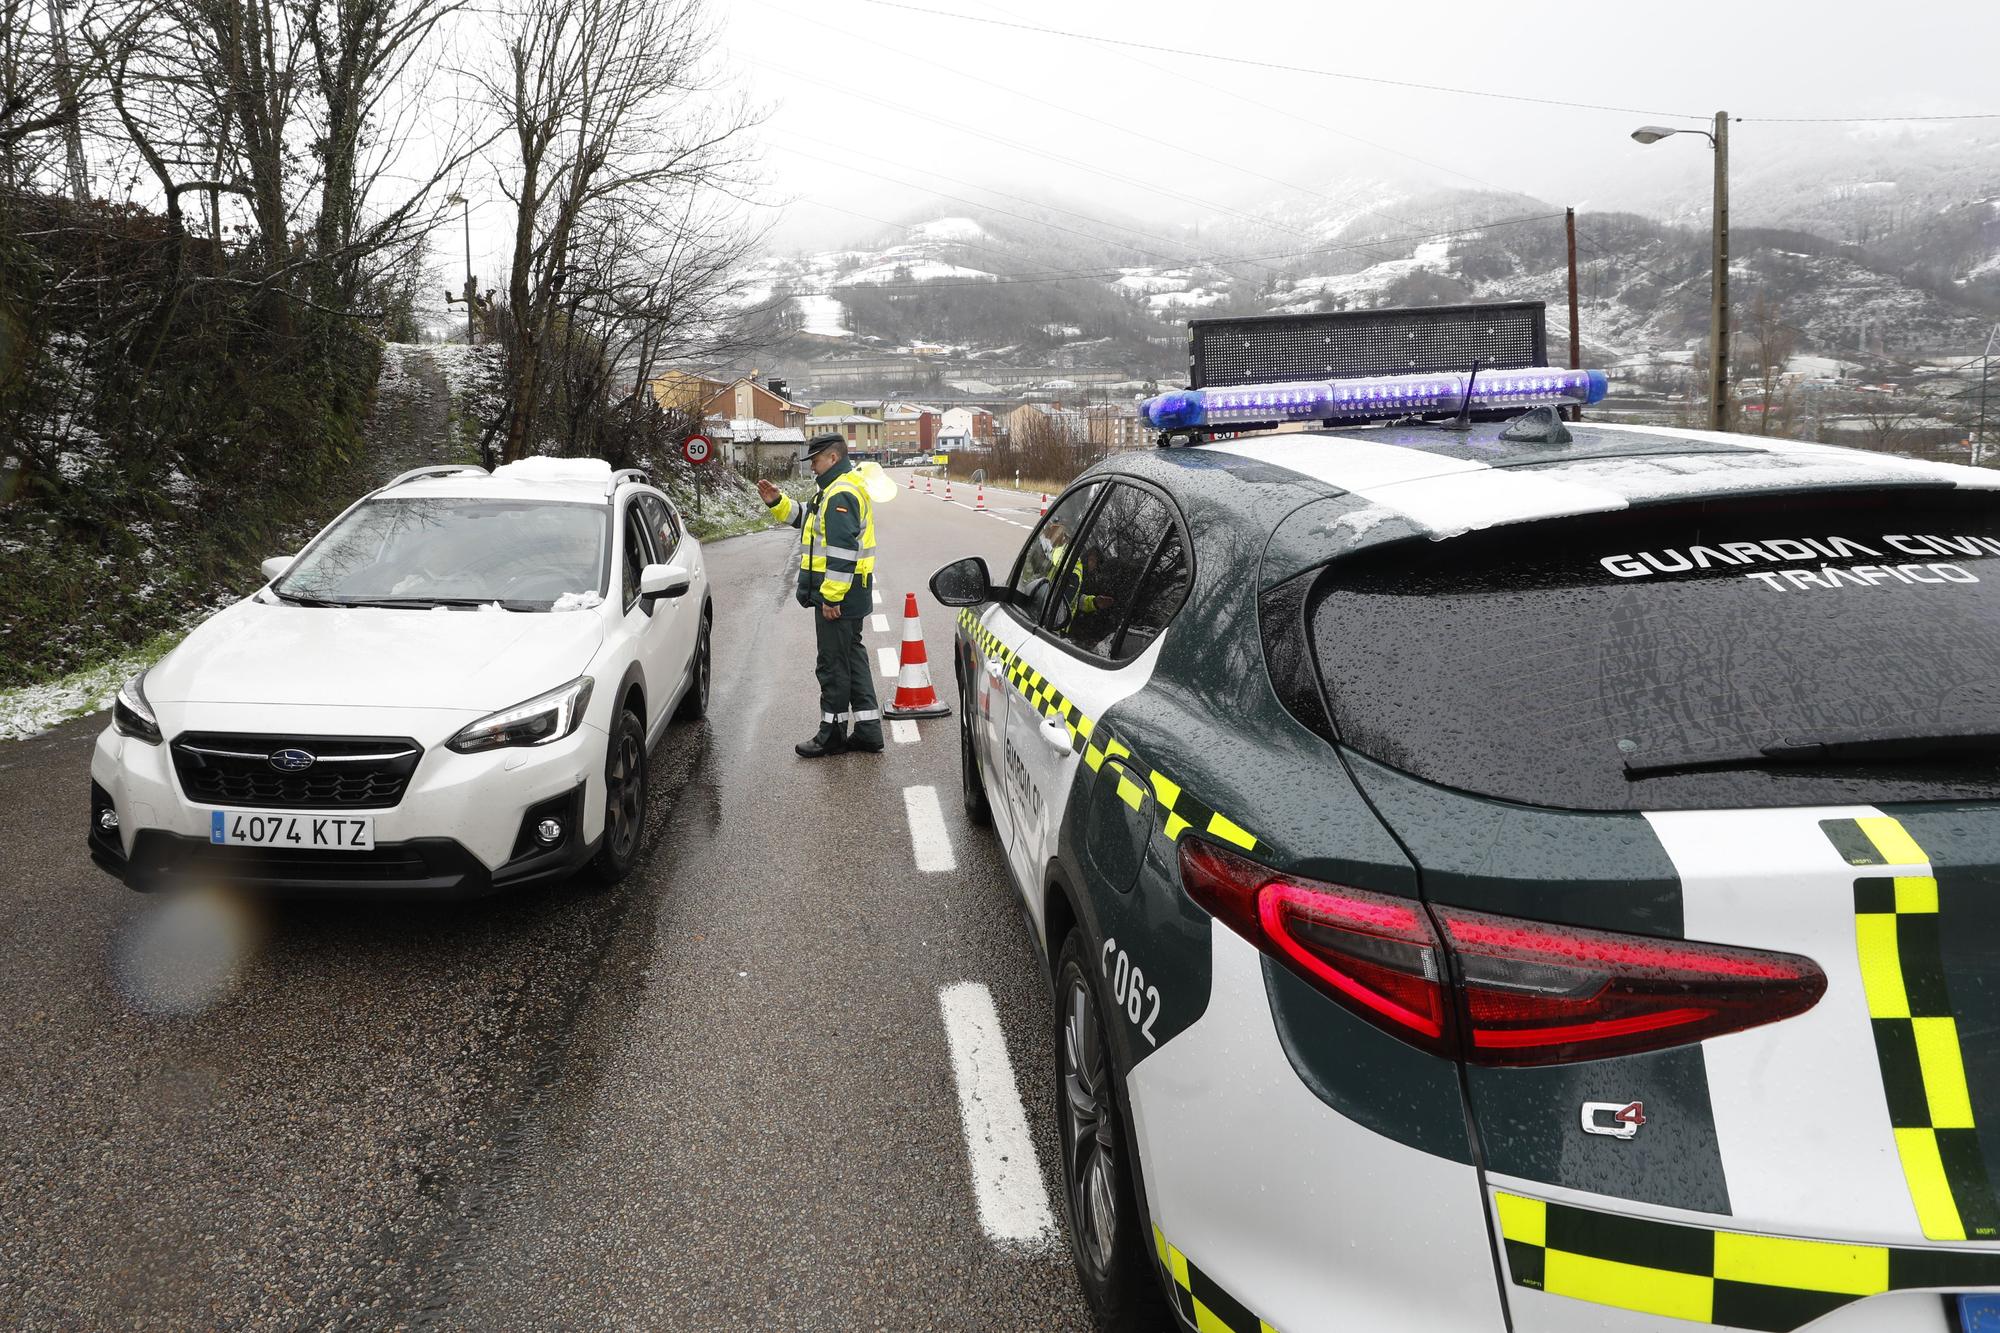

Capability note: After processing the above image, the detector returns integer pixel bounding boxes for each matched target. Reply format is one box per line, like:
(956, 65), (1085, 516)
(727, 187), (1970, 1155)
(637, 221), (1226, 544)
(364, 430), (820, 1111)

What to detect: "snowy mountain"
(731, 154), (2000, 395)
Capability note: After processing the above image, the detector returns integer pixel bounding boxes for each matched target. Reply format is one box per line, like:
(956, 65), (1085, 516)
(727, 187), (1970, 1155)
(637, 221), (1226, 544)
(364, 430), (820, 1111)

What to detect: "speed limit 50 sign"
(681, 434), (713, 466)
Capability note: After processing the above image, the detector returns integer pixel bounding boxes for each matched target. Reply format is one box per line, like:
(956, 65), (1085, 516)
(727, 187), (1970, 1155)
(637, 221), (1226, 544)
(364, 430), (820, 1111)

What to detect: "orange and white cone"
(1039, 492), (1048, 516)
(908, 470), (916, 490)
(926, 475), (933, 495)
(945, 479), (953, 502)
(885, 592), (951, 719)
(976, 485), (986, 512)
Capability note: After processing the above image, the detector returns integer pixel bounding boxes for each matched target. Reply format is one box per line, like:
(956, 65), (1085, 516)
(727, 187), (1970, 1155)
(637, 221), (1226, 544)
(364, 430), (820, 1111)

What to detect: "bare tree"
(1738, 290), (1797, 438)
(479, 0), (760, 462)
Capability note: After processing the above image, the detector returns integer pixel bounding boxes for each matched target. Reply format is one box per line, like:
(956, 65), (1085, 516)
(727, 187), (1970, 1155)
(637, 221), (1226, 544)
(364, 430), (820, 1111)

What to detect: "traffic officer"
(756, 433), (882, 758)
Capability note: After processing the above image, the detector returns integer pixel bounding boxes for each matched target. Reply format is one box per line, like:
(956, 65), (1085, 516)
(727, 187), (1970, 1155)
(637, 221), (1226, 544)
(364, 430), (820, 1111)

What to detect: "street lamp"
(446, 192), (476, 346)
(1633, 113), (1730, 433)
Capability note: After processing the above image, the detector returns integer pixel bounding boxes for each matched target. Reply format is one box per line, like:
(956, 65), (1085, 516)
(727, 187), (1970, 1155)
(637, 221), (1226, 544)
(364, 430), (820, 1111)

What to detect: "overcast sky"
(724, 0), (2000, 243)
(436, 0), (2000, 310)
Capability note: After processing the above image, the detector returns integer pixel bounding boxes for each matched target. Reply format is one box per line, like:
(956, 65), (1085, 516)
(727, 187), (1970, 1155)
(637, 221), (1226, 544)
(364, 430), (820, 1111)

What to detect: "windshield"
(1309, 490), (2000, 810)
(276, 497), (610, 610)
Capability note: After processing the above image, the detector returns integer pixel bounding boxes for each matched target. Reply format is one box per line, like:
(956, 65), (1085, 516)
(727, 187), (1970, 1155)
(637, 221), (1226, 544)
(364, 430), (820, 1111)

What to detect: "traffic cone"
(1039, 492), (1048, 516)
(926, 476), (933, 494)
(945, 479), (953, 502)
(976, 485), (986, 511)
(885, 592), (952, 719)
(908, 470), (916, 490)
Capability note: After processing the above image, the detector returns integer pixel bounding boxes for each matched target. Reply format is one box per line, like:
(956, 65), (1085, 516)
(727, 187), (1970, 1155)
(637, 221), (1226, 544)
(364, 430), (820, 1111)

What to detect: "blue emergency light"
(1138, 367), (1609, 432)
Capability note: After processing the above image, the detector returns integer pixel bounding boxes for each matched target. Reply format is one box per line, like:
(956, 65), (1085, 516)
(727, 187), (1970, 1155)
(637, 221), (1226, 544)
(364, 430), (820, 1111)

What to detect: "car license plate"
(1962, 1295), (2000, 1332)
(210, 810), (374, 851)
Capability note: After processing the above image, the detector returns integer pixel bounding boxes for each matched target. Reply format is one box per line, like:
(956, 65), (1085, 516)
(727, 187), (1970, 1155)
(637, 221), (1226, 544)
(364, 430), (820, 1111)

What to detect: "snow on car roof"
(383, 456), (639, 502)
(1201, 421), (2000, 542)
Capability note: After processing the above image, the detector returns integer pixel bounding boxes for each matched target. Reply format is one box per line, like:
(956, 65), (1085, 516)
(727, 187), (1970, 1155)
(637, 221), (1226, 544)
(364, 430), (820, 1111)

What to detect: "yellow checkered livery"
(958, 609), (1259, 853)
(1821, 815), (1999, 1241)
(1153, 1225), (1279, 1333)
(1497, 1190), (2000, 1330)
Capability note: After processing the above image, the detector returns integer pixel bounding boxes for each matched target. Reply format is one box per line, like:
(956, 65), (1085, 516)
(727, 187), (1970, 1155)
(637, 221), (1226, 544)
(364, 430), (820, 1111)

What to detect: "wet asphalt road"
(0, 474), (1095, 1330)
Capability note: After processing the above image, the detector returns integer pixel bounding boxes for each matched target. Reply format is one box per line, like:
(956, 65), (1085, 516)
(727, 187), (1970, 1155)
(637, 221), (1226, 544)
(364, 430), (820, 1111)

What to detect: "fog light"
(535, 818), (564, 845)
(99, 808), (120, 832)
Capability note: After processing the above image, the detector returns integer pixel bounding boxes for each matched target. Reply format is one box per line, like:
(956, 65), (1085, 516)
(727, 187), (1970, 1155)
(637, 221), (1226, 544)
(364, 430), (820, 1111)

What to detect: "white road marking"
(890, 719), (919, 744)
(938, 981), (1058, 1252)
(873, 589), (885, 608)
(870, 613), (890, 633)
(902, 784), (957, 873)
(878, 645), (900, 678)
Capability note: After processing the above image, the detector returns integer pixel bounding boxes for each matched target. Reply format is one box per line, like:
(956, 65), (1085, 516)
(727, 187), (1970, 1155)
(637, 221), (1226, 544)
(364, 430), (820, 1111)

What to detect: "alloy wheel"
(605, 728), (643, 861)
(1063, 972), (1120, 1277)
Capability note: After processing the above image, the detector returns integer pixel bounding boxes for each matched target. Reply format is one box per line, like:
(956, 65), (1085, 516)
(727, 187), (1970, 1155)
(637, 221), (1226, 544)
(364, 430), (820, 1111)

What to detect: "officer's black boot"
(795, 723), (848, 759)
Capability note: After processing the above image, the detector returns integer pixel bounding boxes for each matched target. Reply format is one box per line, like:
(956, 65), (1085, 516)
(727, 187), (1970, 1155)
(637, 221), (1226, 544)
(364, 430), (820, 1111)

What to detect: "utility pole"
(1565, 207), (1582, 421)
(1976, 322), (1998, 467)
(1709, 111), (1730, 434)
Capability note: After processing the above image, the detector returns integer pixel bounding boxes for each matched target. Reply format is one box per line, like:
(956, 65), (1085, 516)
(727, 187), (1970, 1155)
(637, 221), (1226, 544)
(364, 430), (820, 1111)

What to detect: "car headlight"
(114, 672), (162, 745)
(447, 676), (595, 754)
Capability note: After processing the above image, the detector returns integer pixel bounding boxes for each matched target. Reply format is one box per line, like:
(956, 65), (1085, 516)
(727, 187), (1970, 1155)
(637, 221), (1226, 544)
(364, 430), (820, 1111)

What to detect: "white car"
(88, 458), (712, 895)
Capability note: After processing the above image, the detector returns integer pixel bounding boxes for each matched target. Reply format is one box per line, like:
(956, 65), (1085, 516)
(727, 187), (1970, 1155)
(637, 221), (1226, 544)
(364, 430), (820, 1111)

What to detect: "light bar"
(1139, 367), (1609, 432)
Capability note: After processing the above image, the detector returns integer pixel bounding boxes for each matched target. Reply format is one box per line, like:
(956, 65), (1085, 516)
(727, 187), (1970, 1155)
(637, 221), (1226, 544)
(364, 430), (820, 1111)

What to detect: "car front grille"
(170, 733), (422, 810)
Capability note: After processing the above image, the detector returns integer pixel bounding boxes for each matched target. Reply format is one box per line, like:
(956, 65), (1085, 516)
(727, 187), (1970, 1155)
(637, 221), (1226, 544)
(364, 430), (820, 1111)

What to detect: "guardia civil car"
(934, 385), (2000, 1329)
(89, 457), (712, 895)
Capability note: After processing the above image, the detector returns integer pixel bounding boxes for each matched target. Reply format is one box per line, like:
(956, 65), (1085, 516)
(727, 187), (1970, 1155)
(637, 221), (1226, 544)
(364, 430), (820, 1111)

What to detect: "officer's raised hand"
(756, 478), (780, 504)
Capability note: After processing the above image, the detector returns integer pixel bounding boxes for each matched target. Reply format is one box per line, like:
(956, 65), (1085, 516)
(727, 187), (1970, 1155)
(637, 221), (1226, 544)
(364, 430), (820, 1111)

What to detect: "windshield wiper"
(1624, 728), (2000, 777)
(313, 596), (534, 611)
(268, 587), (342, 607)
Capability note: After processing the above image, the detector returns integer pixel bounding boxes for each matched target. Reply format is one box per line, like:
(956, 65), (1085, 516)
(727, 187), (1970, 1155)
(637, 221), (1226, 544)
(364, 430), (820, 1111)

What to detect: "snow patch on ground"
(835, 260), (992, 285)
(0, 643), (172, 741)
(795, 294), (851, 337)
(910, 216), (986, 242)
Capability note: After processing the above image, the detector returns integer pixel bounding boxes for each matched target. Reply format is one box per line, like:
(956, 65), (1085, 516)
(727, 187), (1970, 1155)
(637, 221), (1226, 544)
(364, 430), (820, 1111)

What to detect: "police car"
(929, 304), (2000, 1333)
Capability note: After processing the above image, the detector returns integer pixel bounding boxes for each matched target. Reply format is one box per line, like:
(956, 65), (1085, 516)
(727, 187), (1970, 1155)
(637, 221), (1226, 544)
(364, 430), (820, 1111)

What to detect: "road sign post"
(682, 434), (711, 521)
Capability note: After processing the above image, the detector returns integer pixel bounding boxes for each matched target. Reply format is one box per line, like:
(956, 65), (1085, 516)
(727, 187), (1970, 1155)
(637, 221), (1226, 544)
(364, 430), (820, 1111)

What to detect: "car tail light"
(1178, 839), (1826, 1066)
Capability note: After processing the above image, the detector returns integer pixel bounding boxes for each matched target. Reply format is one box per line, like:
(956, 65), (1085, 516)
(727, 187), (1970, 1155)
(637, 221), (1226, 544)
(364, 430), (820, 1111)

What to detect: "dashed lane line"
(870, 613), (890, 634)
(890, 719), (920, 744)
(878, 646), (900, 679)
(902, 784), (957, 873)
(938, 981), (1059, 1253)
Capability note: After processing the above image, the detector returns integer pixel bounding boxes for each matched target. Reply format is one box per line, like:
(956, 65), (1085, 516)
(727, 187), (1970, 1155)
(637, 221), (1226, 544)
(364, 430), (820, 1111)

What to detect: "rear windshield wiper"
(1624, 728), (2000, 777)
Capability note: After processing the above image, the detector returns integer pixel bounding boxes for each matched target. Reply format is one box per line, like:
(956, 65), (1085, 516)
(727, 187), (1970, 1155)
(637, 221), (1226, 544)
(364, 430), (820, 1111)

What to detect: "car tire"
(1054, 929), (1168, 1332)
(589, 707), (648, 885)
(959, 664), (993, 827)
(674, 606), (712, 723)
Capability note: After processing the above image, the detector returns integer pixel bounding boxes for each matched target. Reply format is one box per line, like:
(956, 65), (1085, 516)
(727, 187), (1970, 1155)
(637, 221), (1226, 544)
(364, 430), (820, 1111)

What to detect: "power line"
(1739, 114), (2000, 124)
(851, 0), (1714, 122)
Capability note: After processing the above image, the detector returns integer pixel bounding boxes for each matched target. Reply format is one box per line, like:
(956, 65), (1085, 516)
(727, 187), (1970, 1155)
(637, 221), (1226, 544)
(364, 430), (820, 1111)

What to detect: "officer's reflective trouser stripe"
(1822, 814), (1999, 1241)
(1151, 1226), (1279, 1333)
(814, 610), (879, 736)
(1494, 1188), (2000, 1331)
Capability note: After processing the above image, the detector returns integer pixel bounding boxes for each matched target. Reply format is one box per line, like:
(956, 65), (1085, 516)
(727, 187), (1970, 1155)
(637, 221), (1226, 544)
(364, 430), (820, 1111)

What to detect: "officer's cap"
(803, 432), (845, 459)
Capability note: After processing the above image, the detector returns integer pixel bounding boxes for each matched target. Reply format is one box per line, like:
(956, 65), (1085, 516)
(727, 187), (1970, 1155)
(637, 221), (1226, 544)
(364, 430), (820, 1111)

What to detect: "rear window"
(1310, 490), (2000, 810)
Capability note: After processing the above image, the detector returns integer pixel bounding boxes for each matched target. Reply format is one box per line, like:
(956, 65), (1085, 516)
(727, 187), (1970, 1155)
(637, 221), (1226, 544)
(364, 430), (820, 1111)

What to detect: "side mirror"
(640, 562), (693, 600)
(930, 556), (994, 607)
(261, 555), (293, 582)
